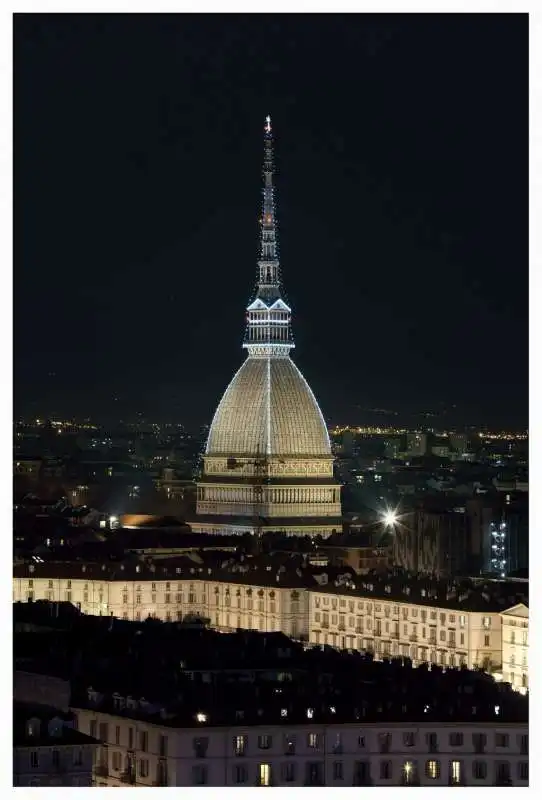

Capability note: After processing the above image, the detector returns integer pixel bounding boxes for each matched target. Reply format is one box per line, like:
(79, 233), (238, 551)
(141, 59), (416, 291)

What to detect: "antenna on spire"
(265, 115), (272, 134)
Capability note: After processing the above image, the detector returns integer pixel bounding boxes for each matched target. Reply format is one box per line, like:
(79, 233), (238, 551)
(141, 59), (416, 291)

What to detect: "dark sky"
(14, 13), (528, 429)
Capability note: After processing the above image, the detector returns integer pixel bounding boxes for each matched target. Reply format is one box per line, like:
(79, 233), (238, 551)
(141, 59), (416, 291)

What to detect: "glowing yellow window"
(259, 764), (271, 786)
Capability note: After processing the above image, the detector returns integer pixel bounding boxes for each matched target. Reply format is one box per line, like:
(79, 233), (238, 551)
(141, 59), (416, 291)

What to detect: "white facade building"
(13, 567), (530, 684)
(73, 705), (528, 787)
(13, 570), (310, 641)
(500, 603), (529, 693)
(308, 590), (503, 672)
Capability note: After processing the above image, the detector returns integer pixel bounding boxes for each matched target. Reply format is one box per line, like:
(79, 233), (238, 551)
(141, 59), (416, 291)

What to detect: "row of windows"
(188, 759), (528, 786)
(27, 749), (84, 769)
(90, 722), (168, 756)
(22, 580), (499, 630)
(313, 597), (493, 629)
(314, 614), (470, 643)
(94, 727), (527, 758)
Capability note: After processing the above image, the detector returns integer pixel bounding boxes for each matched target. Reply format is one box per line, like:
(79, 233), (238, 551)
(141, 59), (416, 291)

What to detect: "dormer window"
(48, 718), (63, 738)
(26, 718), (40, 738)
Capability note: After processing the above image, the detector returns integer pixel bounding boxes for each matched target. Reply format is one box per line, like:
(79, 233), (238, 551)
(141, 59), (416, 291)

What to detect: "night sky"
(14, 14), (528, 429)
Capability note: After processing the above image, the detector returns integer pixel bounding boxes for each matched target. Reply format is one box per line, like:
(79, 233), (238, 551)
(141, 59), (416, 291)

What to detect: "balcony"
(120, 771), (136, 785)
(94, 764), (109, 778)
(409, 635), (418, 643)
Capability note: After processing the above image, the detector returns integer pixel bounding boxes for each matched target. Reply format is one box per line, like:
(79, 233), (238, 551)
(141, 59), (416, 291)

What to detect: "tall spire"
(243, 116), (294, 358)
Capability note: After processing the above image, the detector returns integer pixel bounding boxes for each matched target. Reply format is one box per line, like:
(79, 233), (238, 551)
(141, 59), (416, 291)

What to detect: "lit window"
(402, 761), (415, 784)
(259, 764), (271, 787)
(451, 761), (461, 784)
(426, 760), (440, 779)
(308, 732), (319, 748)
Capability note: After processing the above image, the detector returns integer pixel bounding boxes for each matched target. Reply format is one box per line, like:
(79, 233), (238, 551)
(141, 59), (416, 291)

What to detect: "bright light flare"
(382, 509), (399, 527)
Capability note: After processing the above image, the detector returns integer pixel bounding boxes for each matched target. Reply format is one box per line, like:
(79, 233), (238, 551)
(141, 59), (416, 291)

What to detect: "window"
(308, 732), (319, 748)
(159, 735), (168, 758)
(30, 751), (39, 768)
(495, 762), (511, 783)
(193, 737), (209, 758)
(482, 616), (491, 629)
(518, 762), (528, 781)
(139, 731), (148, 752)
(450, 760), (462, 785)
(284, 735), (296, 755)
(426, 760), (440, 779)
(52, 749), (60, 768)
(484, 634), (490, 647)
(449, 733), (463, 746)
(89, 720), (97, 739)
(519, 734), (528, 754)
(115, 725), (120, 745)
(357, 735), (366, 748)
(402, 761), (415, 785)
(459, 614), (466, 628)
(233, 765), (248, 784)
(73, 749), (83, 767)
(282, 762), (296, 782)
(379, 733), (392, 752)
(380, 761), (392, 779)
(258, 734), (272, 750)
(440, 613), (446, 625)
(128, 727), (134, 749)
(192, 765), (208, 785)
(403, 732), (415, 747)
(112, 752), (121, 771)
(472, 761), (487, 781)
(234, 735), (247, 756)
(139, 759), (149, 778)
(496, 733), (509, 748)
(333, 761), (343, 780)
(258, 763), (271, 787)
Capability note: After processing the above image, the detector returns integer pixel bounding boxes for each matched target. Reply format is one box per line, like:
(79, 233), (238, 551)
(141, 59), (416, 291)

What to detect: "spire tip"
(265, 115), (272, 134)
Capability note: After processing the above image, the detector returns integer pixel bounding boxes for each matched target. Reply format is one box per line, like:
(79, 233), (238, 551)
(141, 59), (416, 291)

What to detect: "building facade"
(13, 702), (98, 787)
(308, 590), (502, 672)
(500, 603), (529, 694)
(73, 706), (528, 787)
(193, 117), (341, 537)
(14, 566), (528, 683)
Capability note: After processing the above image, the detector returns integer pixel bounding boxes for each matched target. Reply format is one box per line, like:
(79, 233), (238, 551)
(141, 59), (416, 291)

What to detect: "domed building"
(193, 117), (342, 537)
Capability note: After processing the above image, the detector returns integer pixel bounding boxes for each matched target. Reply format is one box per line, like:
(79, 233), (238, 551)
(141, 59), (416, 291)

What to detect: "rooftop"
(13, 550), (528, 612)
(13, 606), (527, 729)
(13, 701), (99, 748)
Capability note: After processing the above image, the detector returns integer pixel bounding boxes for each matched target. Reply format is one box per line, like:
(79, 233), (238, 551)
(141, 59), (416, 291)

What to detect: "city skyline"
(15, 15), (528, 429)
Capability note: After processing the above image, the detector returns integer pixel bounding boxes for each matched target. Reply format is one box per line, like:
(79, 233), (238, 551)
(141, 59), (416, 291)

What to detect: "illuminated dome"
(206, 355), (331, 457)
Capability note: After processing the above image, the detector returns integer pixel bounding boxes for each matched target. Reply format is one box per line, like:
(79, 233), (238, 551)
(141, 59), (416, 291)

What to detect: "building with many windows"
(12, 557), (529, 685)
(13, 701), (99, 787)
(500, 603), (529, 694)
(14, 600), (529, 788)
(75, 710), (529, 787)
